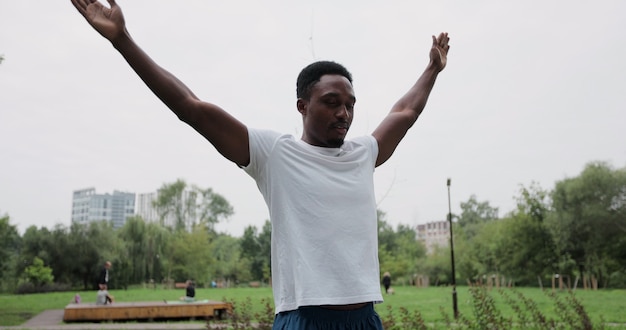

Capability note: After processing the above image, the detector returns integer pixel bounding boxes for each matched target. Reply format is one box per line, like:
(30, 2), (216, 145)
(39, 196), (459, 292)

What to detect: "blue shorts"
(272, 303), (383, 330)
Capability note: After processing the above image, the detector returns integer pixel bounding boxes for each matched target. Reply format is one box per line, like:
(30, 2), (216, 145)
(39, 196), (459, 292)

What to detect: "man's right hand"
(71, 0), (126, 41)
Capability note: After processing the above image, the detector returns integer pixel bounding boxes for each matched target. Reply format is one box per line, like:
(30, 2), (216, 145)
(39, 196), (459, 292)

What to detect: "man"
(70, 0), (449, 328)
(98, 261), (111, 289)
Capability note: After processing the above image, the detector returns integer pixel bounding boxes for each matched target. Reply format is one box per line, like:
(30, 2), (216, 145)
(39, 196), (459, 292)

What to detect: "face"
(297, 74), (355, 148)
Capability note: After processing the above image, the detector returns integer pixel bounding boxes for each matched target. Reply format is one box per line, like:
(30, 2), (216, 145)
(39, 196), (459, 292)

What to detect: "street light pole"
(447, 178), (459, 319)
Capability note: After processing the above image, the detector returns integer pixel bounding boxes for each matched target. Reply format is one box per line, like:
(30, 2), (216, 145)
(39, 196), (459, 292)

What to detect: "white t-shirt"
(243, 128), (383, 314)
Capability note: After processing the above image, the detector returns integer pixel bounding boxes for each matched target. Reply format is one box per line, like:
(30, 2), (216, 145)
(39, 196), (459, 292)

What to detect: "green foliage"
(207, 286), (615, 329)
(381, 305), (428, 330)
(67, 221), (119, 289)
(239, 220), (271, 283)
(548, 161), (626, 287)
(453, 195), (502, 283)
(211, 234), (251, 284)
(378, 211), (427, 284)
(3, 162), (626, 298)
(116, 216), (170, 285)
(497, 184), (557, 285)
(467, 286), (510, 328)
(21, 257), (54, 287)
(214, 296), (274, 330)
(457, 194), (499, 239)
(0, 214), (20, 292)
(418, 246), (451, 285)
(166, 224), (215, 285)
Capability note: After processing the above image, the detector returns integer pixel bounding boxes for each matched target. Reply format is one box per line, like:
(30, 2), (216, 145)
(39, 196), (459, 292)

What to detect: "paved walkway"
(0, 309), (213, 330)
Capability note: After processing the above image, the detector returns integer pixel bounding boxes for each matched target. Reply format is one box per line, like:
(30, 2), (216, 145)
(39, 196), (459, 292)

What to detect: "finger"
(438, 32), (448, 48)
(71, 0), (97, 16)
(106, 0), (117, 9)
(70, 0), (87, 14)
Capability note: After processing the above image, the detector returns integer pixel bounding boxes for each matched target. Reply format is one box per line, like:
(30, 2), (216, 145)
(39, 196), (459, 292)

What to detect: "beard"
(327, 137), (345, 148)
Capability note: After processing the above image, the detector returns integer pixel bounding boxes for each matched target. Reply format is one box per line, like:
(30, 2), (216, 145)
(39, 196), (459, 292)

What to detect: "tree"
(210, 234), (251, 285)
(240, 220), (272, 282)
(0, 214), (20, 292)
(153, 179), (234, 231)
(419, 245), (452, 285)
(456, 195), (499, 239)
(68, 221), (118, 289)
(117, 217), (148, 284)
(21, 257), (54, 287)
(38, 224), (72, 285)
(497, 183), (557, 286)
(165, 224), (214, 285)
(548, 161), (626, 287)
(154, 179), (188, 230)
(378, 211), (426, 283)
(452, 196), (499, 283)
(144, 220), (170, 283)
(257, 220), (272, 282)
(20, 226), (49, 261)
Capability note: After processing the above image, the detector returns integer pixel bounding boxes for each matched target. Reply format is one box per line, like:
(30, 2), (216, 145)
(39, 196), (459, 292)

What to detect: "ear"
(296, 98), (307, 115)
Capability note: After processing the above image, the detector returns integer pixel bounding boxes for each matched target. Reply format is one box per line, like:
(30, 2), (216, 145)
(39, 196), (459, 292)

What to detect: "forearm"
(110, 31), (197, 119)
(391, 62), (440, 120)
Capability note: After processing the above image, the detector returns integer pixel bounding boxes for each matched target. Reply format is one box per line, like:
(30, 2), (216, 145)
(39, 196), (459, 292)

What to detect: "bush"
(15, 282), (71, 294)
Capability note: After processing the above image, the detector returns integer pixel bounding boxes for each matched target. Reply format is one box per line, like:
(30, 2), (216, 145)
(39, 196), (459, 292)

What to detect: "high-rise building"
(71, 188), (136, 229)
(135, 192), (160, 224)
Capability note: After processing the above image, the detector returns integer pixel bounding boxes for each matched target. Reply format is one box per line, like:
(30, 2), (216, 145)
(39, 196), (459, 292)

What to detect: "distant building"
(416, 220), (450, 254)
(135, 192), (160, 224)
(71, 188), (135, 229)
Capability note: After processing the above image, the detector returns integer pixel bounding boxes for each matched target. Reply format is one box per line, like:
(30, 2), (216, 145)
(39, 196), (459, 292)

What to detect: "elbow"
(170, 98), (201, 124)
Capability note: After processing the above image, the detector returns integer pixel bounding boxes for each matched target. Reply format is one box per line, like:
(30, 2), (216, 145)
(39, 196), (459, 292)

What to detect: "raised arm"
(70, 0), (250, 166)
(372, 32), (450, 167)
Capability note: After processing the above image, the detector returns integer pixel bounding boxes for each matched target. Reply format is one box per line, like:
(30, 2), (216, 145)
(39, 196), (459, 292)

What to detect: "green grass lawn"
(1, 285), (624, 328)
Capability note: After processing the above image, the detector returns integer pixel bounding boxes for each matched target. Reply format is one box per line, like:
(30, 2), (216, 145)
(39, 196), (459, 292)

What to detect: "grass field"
(1, 285), (624, 328)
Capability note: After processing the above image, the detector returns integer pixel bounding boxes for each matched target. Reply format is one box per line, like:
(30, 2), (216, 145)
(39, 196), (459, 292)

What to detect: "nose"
(336, 105), (351, 120)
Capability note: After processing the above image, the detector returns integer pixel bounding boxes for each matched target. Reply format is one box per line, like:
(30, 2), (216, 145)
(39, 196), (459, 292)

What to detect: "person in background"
(98, 261), (112, 289)
(180, 280), (195, 302)
(382, 272), (392, 294)
(96, 284), (114, 305)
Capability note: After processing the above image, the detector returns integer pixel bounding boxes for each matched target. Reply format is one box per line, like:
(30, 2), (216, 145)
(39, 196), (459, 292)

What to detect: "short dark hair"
(296, 61), (353, 100)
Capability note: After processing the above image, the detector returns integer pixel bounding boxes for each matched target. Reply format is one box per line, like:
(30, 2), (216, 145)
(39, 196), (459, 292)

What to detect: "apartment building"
(416, 220), (450, 254)
(71, 188), (136, 229)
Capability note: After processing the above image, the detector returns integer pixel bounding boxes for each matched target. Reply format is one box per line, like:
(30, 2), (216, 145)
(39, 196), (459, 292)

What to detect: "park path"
(0, 309), (213, 330)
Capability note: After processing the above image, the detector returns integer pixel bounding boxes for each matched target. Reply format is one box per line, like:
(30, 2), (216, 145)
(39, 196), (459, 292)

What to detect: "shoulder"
(346, 135), (377, 148)
(247, 128), (296, 157)
(344, 135), (378, 158)
(247, 128), (285, 142)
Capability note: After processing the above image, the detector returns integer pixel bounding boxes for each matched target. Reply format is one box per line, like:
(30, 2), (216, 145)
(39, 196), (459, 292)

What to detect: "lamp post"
(447, 178), (459, 319)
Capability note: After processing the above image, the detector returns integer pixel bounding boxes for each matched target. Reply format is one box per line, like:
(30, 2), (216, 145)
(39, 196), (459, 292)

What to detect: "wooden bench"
(63, 300), (232, 323)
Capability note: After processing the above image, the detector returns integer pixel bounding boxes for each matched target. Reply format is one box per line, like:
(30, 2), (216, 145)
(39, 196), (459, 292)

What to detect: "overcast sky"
(1, 1), (625, 237)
